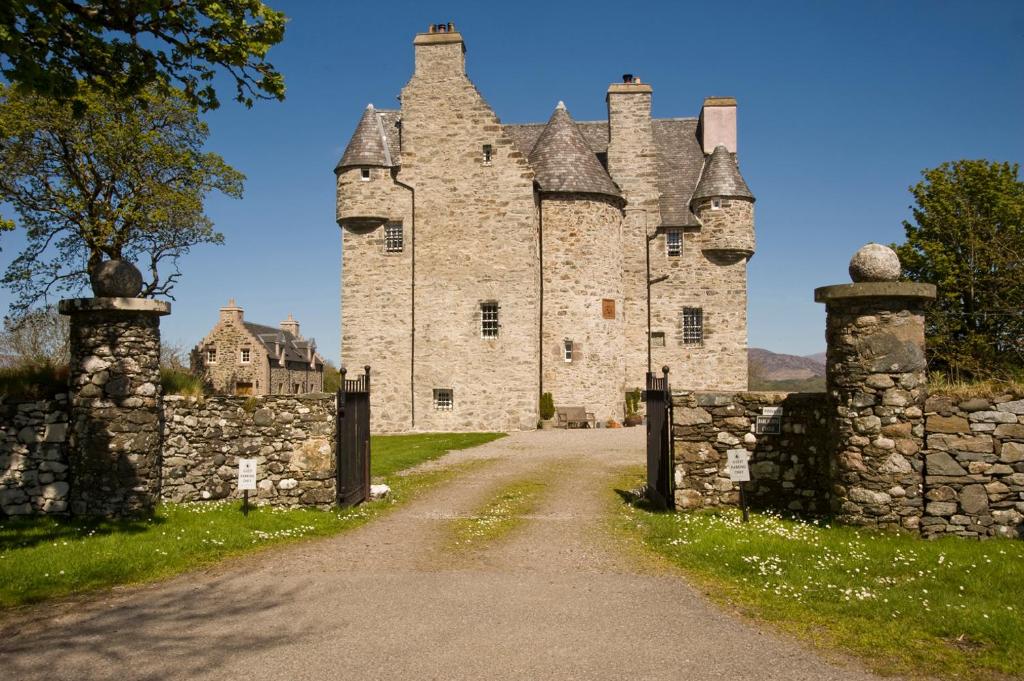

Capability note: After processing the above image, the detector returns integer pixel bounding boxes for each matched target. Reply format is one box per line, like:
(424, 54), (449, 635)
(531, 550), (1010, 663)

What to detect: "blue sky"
(2, 0), (1022, 362)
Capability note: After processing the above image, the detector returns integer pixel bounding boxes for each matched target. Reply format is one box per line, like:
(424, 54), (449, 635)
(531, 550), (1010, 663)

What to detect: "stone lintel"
(814, 282), (936, 304)
(59, 297), (172, 316)
(606, 83), (653, 96)
(413, 32), (464, 47)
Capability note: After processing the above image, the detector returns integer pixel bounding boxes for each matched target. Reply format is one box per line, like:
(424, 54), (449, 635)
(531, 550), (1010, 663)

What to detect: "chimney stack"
(413, 23), (465, 79)
(699, 97), (737, 155)
(219, 298), (243, 325)
(280, 313), (300, 338)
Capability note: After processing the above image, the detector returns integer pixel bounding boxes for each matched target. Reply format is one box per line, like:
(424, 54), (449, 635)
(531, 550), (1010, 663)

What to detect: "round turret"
(692, 145), (755, 259)
(335, 104), (395, 227)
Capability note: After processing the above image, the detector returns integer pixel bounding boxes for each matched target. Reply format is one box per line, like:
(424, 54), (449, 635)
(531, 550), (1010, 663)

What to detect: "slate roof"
(243, 322), (323, 368)
(336, 105), (393, 170)
(653, 119), (704, 227)
(692, 145), (754, 201)
(528, 103), (620, 198)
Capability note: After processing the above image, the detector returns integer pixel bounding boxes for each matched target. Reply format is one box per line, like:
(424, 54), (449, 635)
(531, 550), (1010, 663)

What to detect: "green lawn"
(371, 432), (505, 478)
(0, 432), (503, 609)
(450, 477), (546, 550)
(615, 474), (1024, 681)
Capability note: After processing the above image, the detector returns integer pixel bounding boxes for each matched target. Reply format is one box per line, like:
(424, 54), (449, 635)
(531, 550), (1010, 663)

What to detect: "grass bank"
(450, 477), (547, 550)
(614, 475), (1024, 681)
(0, 432), (504, 609)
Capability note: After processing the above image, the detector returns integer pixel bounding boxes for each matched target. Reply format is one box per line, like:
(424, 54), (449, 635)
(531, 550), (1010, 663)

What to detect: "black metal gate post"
(645, 365), (675, 510)
(336, 365), (371, 507)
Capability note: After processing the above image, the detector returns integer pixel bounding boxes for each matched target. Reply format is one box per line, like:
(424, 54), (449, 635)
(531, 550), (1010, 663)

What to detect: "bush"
(160, 367), (205, 397)
(625, 388), (642, 416)
(0, 363), (68, 399)
(539, 392), (555, 420)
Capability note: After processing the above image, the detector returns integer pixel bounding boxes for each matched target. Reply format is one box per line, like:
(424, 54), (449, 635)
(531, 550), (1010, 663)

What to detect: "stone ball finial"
(849, 243), (901, 283)
(90, 259), (143, 298)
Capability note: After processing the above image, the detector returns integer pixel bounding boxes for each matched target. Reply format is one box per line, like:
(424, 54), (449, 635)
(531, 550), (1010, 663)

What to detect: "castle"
(336, 24), (755, 433)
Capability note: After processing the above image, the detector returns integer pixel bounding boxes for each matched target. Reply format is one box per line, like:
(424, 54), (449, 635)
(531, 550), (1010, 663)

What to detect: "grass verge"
(450, 477), (547, 550)
(0, 432), (501, 609)
(612, 471), (1024, 681)
(372, 432), (505, 478)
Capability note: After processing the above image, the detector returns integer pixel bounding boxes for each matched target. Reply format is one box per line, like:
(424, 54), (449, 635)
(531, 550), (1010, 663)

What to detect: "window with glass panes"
(433, 388), (453, 410)
(384, 223), (403, 253)
(666, 229), (682, 257)
(480, 302), (499, 338)
(682, 307), (703, 344)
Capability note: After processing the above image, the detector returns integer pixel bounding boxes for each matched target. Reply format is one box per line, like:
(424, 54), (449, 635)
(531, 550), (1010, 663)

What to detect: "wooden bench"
(555, 406), (596, 429)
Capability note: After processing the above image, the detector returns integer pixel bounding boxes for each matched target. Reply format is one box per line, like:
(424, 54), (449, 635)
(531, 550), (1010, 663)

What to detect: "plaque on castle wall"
(602, 299), (615, 319)
(755, 415), (782, 435)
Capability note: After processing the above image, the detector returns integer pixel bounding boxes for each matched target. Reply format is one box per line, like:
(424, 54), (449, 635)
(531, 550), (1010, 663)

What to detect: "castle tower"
(533, 102), (626, 423)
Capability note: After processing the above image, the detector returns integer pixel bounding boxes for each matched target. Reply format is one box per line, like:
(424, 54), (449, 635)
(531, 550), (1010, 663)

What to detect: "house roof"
(336, 105), (394, 170)
(243, 322), (323, 368)
(528, 103), (620, 198)
(692, 144), (754, 201)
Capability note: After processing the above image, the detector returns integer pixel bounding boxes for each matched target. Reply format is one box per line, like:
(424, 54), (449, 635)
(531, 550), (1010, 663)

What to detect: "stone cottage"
(191, 300), (325, 395)
(336, 23), (755, 433)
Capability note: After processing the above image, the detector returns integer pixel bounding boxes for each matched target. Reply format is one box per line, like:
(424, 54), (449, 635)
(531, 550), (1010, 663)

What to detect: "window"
(682, 307), (704, 345)
(240, 348), (251, 364)
(433, 388), (453, 410)
(651, 332), (665, 348)
(563, 339), (573, 363)
(384, 222), (404, 253)
(482, 144), (493, 165)
(360, 168), (371, 181)
(207, 347), (217, 364)
(666, 229), (682, 257)
(480, 302), (499, 338)
(711, 198), (722, 210)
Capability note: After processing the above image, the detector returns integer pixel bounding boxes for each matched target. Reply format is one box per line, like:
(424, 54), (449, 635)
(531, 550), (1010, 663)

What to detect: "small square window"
(711, 198), (722, 210)
(240, 348), (251, 364)
(563, 339), (573, 363)
(480, 302), (499, 338)
(682, 307), (704, 345)
(433, 388), (453, 410)
(601, 299), (615, 320)
(482, 144), (493, 165)
(384, 222), (404, 253)
(207, 347), (217, 364)
(666, 230), (682, 257)
(651, 332), (665, 348)
(360, 168), (371, 181)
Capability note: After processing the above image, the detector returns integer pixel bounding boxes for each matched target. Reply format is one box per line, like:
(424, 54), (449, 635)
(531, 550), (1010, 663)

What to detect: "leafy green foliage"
(893, 160), (1024, 380)
(624, 388), (642, 416)
(323, 360), (342, 393)
(0, 83), (243, 315)
(539, 392), (555, 420)
(0, 1), (286, 113)
(159, 367), (205, 397)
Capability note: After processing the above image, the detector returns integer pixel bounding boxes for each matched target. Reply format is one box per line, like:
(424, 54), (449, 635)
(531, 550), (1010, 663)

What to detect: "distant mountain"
(748, 348), (826, 392)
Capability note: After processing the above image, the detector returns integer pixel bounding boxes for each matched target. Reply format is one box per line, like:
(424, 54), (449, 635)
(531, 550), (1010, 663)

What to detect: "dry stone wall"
(921, 394), (1024, 538)
(161, 394), (336, 509)
(672, 391), (830, 513)
(0, 397), (70, 516)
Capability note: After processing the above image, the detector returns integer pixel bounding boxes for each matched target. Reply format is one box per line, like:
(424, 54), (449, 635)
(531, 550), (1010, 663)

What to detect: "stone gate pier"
(59, 297), (170, 515)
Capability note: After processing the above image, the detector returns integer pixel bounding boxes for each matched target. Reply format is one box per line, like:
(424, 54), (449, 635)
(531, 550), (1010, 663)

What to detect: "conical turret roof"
(529, 102), (620, 198)
(692, 145), (753, 201)
(336, 104), (392, 170)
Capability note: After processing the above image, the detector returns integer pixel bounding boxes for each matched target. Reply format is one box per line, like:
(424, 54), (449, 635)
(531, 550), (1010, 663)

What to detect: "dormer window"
(360, 168), (371, 181)
(711, 198), (722, 210)
(482, 144), (493, 165)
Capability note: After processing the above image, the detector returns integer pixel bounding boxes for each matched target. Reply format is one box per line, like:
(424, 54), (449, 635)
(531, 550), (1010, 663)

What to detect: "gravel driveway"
(0, 429), (888, 680)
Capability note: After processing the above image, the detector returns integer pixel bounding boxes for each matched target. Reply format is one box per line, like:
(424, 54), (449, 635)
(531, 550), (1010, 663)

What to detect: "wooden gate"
(336, 366), (371, 507)
(645, 366), (675, 510)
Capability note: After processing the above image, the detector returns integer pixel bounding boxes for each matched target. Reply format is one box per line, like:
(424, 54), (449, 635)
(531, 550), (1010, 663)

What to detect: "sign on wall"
(602, 299), (615, 320)
(726, 449), (751, 482)
(755, 406), (783, 434)
(238, 458), (258, 491)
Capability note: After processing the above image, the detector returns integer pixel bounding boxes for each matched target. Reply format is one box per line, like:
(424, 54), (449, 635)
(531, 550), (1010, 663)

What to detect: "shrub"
(0, 363), (68, 399)
(160, 367), (205, 397)
(625, 387), (642, 416)
(539, 392), (555, 420)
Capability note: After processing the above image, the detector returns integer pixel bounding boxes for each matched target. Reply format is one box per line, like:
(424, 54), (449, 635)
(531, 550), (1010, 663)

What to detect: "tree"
(0, 82), (244, 316)
(323, 360), (342, 393)
(0, 305), (69, 367)
(0, 1), (286, 112)
(893, 160), (1024, 380)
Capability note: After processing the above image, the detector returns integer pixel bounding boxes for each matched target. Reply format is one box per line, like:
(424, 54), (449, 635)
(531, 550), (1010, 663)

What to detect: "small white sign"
(238, 458), (258, 491)
(726, 449), (751, 482)
(762, 406), (784, 416)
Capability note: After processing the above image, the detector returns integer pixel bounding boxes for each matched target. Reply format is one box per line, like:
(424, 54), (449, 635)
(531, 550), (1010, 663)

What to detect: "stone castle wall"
(541, 194), (626, 423)
(672, 392), (831, 513)
(400, 34), (540, 432)
(0, 397), (70, 516)
(920, 394), (1024, 538)
(161, 395), (336, 509)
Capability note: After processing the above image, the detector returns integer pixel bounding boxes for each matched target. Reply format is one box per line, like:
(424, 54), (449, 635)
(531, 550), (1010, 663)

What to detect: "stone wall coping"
(59, 297), (171, 315)
(163, 392), (335, 404)
(814, 282), (936, 304)
(670, 389), (827, 398)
